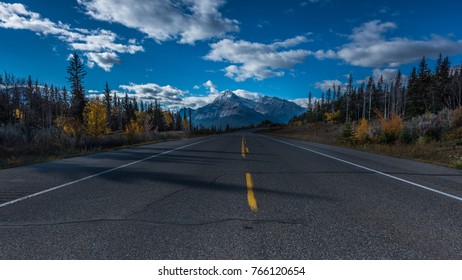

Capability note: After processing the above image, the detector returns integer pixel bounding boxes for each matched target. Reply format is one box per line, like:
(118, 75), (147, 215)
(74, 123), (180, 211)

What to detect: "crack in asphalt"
(0, 217), (308, 228)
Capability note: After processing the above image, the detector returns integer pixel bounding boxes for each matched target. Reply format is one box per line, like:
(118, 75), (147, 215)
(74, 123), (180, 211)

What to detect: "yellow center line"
(245, 172), (258, 212)
(241, 135), (246, 158)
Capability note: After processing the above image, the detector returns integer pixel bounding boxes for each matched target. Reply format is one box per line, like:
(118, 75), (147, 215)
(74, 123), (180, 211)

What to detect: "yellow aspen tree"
(84, 97), (108, 139)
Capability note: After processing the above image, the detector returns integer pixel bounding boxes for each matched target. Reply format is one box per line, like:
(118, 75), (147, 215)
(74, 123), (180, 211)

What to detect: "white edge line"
(0, 138), (215, 209)
(262, 135), (462, 203)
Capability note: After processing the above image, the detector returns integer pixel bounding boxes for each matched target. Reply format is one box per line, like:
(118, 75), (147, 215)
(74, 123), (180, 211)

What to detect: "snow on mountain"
(187, 90), (305, 128)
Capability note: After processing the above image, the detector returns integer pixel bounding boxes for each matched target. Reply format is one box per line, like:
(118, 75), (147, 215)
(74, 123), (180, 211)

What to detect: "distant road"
(1, 132), (462, 259)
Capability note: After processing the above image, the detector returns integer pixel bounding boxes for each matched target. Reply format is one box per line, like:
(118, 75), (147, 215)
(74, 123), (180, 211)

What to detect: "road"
(1, 132), (462, 259)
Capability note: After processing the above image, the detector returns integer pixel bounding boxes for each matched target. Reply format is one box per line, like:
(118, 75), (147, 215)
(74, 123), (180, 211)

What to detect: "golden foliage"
(325, 110), (342, 124)
(183, 119), (189, 131)
(379, 113), (403, 143)
(163, 111), (174, 128)
(125, 119), (143, 144)
(291, 120), (303, 127)
(55, 116), (82, 138)
(135, 111), (153, 132)
(354, 118), (370, 144)
(84, 98), (109, 138)
(15, 108), (24, 123)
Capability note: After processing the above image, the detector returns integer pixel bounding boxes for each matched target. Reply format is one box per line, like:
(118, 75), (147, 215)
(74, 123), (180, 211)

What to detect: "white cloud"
(119, 83), (187, 107)
(315, 79), (344, 92)
(290, 97), (321, 108)
(89, 82), (212, 109)
(203, 80), (218, 94)
(181, 93), (220, 109)
(193, 85), (200, 90)
(204, 36), (312, 81)
(77, 0), (239, 44)
(316, 20), (462, 68)
(290, 98), (308, 108)
(85, 52), (121, 71)
(271, 35), (310, 49)
(372, 68), (400, 82)
(0, 2), (143, 71)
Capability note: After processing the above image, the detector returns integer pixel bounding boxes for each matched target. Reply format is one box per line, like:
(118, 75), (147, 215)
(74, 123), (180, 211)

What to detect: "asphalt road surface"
(1, 132), (462, 259)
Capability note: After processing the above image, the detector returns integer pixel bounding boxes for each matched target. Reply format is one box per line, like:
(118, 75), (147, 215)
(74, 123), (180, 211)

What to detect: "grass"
(262, 123), (462, 170)
(0, 130), (190, 169)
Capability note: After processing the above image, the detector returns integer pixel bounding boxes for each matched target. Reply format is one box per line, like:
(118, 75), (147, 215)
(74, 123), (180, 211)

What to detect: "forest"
(292, 54), (462, 147)
(0, 53), (193, 167)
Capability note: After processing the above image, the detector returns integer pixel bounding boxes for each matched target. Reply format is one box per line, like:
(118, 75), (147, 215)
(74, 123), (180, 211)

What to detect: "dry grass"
(263, 123), (462, 169)
(266, 123), (341, 145)
(0, 130), (190, 169)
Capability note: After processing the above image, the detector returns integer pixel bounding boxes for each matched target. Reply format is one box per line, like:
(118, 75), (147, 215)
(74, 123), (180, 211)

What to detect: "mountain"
(187, 91), (305, 128)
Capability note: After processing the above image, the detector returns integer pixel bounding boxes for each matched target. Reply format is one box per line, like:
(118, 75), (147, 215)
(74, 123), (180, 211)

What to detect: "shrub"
(400, 125), (415, 144)
(354, 118), (370, 144)
(340, 123), (355, 144)
(450, 106), (462, 129)
(0, 123), (27, 148)
(450, 155), (462, 169)
(379, 113), (403, 144)
(408, 113), (443, 141)
(444, 127), (462, 142)
(125, 119), (143, 144)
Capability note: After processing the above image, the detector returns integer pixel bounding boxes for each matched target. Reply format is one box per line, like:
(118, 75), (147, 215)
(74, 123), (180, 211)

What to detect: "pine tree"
(433, 54), (451, 110)
(61, 86), (69, 117)
(152, 100), (166, 131)
(103, 82), (112, 129)
(308, 92), (312, 112)
(188, 108), (193, 131)
(345, 74), (353, 122)
(67, 52), (87, 122)
(173, 111), (181, 131)
(366, 77), (375, 120)
(407, 67), (419, 117)
(417, 56), (432, 114)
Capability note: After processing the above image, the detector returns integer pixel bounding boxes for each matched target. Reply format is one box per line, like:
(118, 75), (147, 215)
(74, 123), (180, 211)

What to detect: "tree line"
(302, 54), (462, 124)
(0, 52), (197, 166)
(0, 53), (193, 141)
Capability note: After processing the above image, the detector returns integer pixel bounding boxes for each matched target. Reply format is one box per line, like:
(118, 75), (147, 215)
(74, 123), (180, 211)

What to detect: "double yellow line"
(242, 135), (257, 212)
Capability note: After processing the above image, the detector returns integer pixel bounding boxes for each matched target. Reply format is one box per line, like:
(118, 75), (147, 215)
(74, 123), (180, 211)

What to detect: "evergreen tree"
(175, 111), (183, 131)
(417, 56), (432, 114)
(188, 108), (193, 131)
(61, 86), (69, 117)
(407, 67), (419, 117)
(345, 74), (353, 122)
(359, 82), (366, 119)
(307, 91), (312, 113)
(152, 100), (166, 131)
(103, 82), (112, 128)
(433, 54), (451, 110)
(366, 77), (376, 119)
(67, 52), (87, 122)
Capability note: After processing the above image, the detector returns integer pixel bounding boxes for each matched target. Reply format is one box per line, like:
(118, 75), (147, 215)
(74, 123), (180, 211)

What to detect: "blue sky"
(1, 0), (462, 109)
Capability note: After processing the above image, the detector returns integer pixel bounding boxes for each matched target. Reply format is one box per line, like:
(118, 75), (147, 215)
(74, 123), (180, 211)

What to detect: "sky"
(1, 0), (462, 109)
